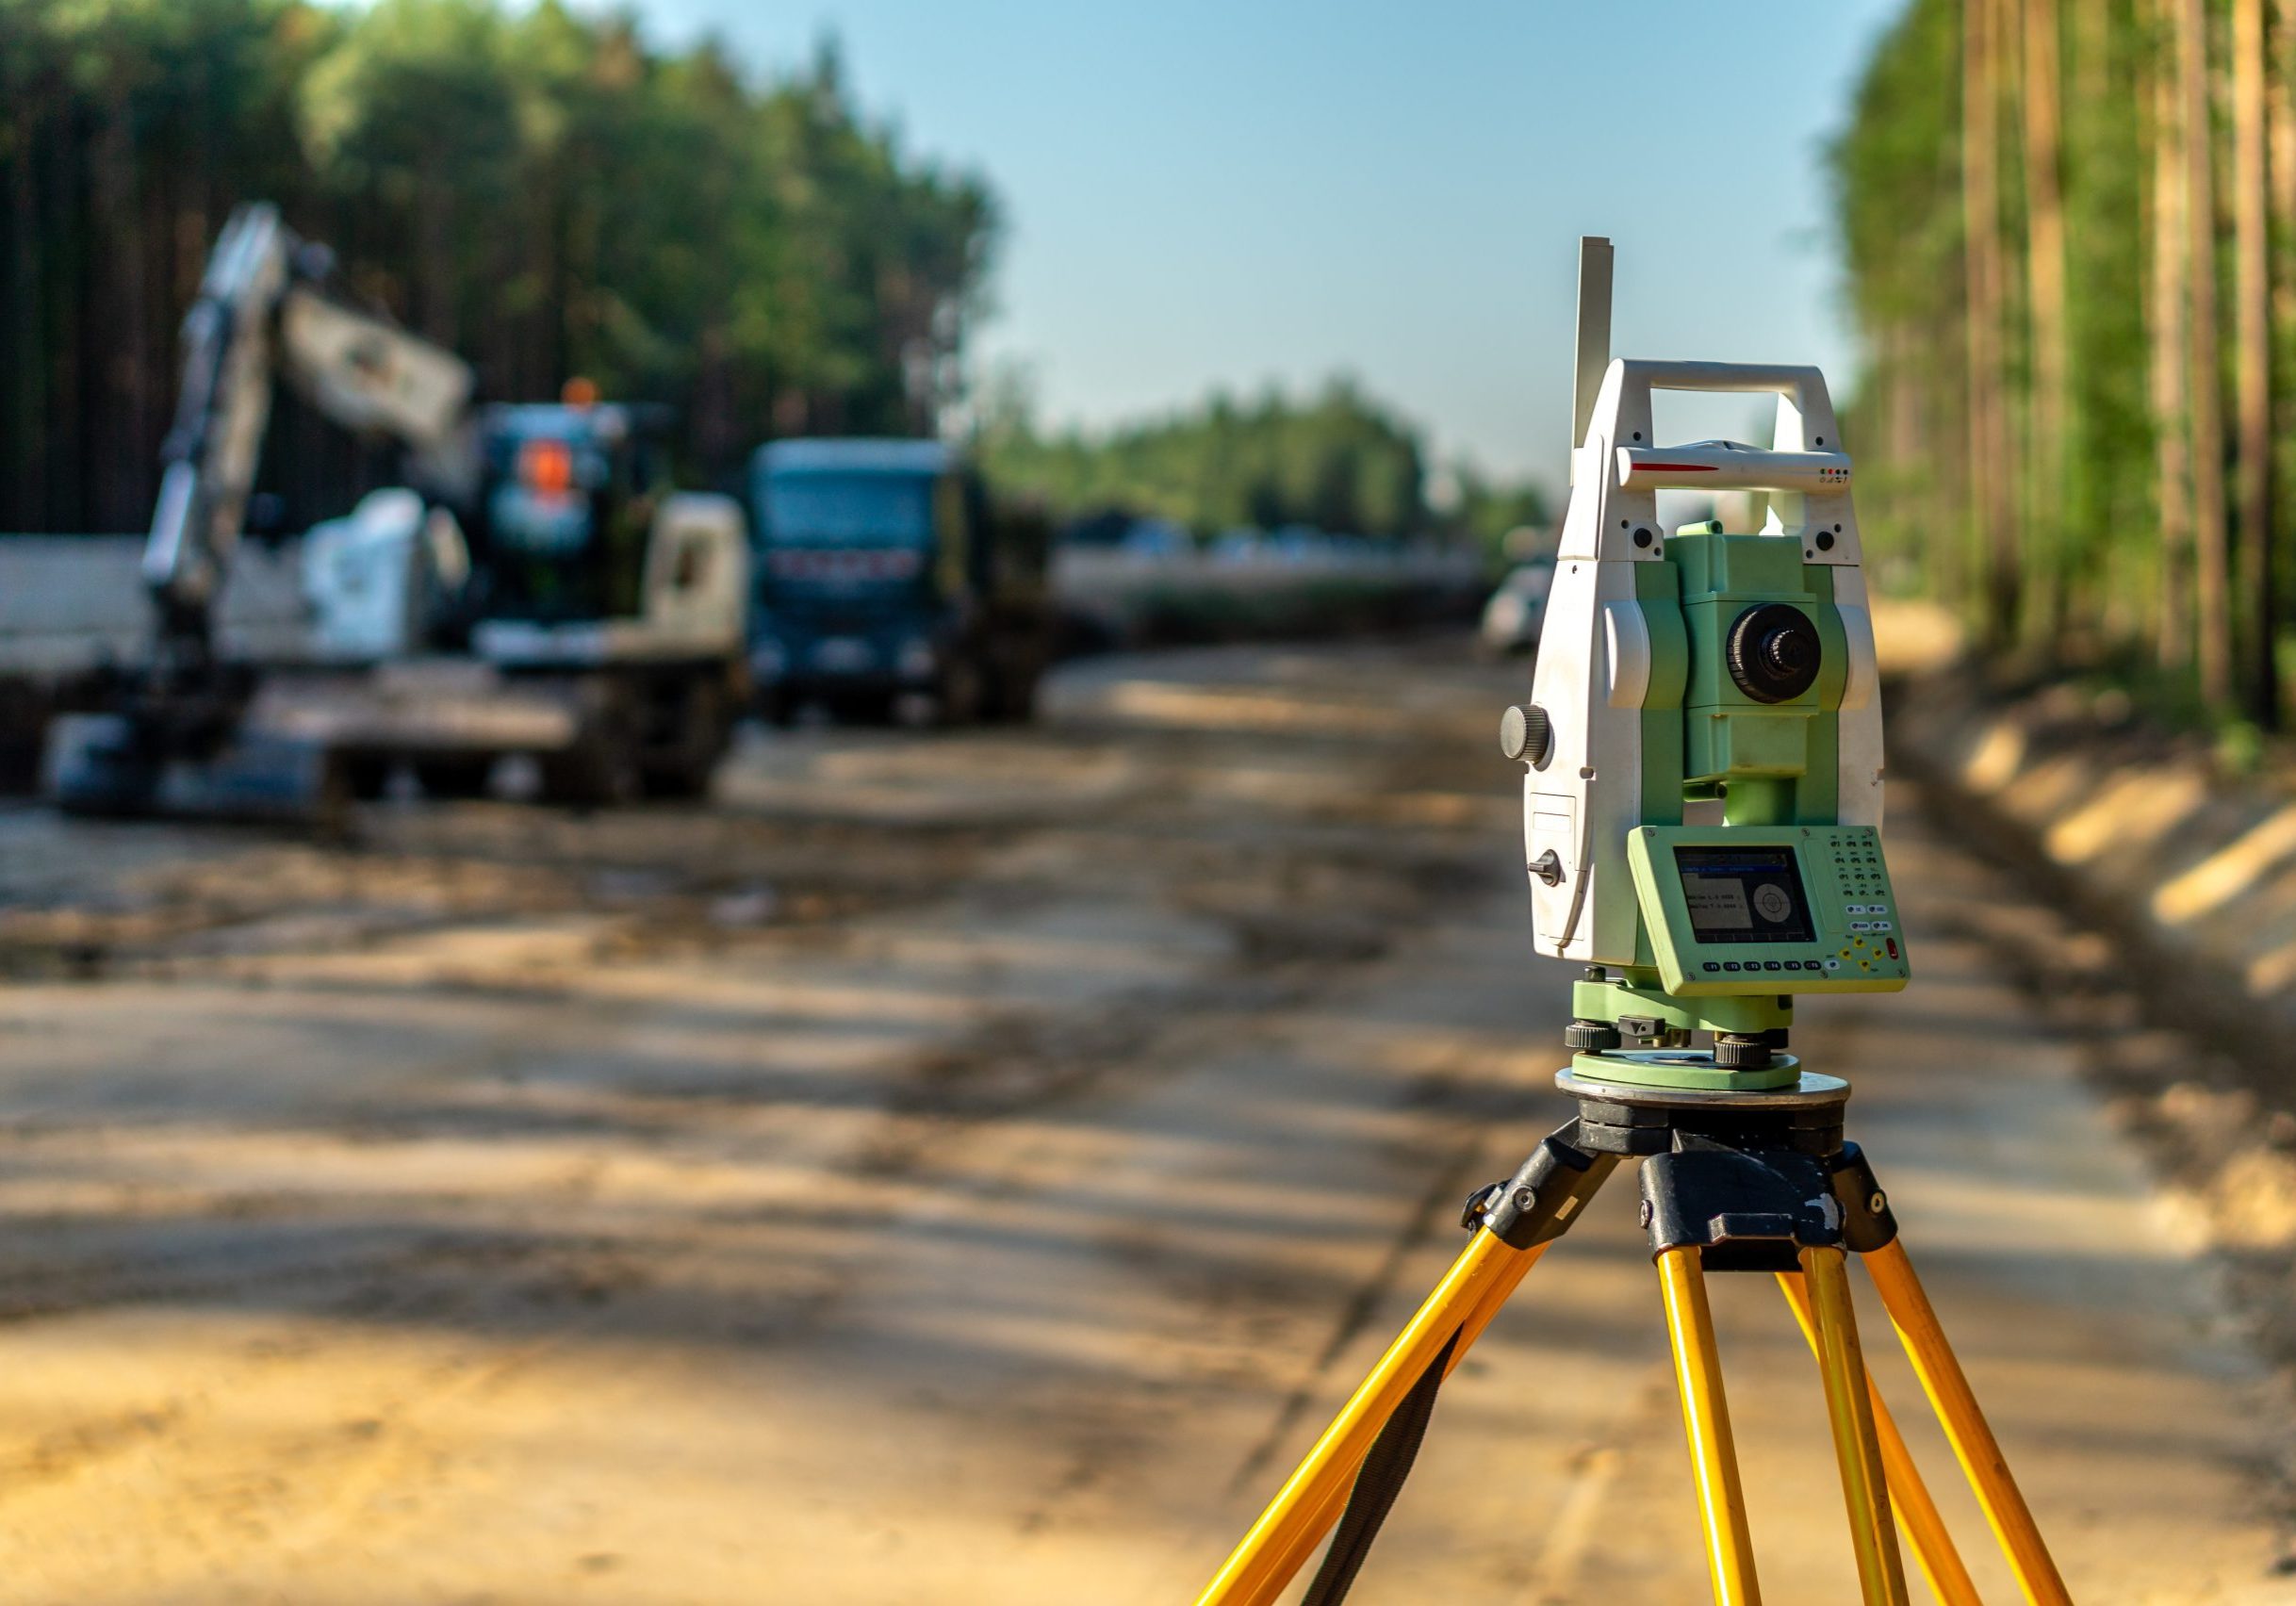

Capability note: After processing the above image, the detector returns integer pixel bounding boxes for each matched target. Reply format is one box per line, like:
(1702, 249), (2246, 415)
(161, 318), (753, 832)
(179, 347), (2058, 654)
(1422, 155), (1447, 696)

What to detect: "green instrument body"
(1553, 529), (1907, 1090)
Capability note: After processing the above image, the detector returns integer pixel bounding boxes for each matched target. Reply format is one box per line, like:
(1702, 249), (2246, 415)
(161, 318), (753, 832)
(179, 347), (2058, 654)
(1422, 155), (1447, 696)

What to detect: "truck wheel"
(989, 669), (1039, 723)
(834, 691), (894, 726)
(414, 756), (494, 799)
(539, 739), (638, 808)
(936, 659), (985, 727)
(639, 761), (712, 799)
(339, 753), (393, 801)
(638, 680), (730, 799)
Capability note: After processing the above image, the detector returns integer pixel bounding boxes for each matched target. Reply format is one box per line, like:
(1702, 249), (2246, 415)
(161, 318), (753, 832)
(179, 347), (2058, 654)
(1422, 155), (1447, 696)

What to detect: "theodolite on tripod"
(1192, 239), (2071, 1606)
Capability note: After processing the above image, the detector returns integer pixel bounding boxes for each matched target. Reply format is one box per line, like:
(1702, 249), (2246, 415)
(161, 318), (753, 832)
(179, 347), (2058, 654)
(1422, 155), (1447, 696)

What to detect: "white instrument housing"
(1524, 238), (1885, 967)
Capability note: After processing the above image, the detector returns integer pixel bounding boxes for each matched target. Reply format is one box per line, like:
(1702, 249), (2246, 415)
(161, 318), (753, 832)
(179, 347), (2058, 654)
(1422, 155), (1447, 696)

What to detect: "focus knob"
(1500, 703), (1552, 765)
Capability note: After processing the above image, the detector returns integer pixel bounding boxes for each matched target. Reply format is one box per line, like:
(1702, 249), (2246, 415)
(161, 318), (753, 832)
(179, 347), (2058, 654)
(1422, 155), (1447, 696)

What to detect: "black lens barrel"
(1725, 603), (1822, 703)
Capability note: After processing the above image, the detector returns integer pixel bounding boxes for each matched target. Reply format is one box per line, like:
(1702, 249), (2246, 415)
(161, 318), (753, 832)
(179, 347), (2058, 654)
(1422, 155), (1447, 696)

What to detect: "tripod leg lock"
(1464, 1120), (1618, 1251)
(1825, 1141), (1898, 1253)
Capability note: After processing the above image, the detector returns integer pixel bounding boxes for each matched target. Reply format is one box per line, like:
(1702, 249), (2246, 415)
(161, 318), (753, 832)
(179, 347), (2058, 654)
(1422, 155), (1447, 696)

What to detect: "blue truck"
(746, 439), (1052, 725)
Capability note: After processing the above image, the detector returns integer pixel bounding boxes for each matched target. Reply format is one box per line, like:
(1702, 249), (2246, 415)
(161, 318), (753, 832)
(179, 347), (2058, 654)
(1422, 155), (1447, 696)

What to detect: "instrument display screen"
(1672, 845), (1814, 945)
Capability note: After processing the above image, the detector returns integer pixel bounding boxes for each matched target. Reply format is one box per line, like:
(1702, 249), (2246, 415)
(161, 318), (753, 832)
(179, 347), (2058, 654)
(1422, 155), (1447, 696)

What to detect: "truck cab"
(746, 438), (1050, 724)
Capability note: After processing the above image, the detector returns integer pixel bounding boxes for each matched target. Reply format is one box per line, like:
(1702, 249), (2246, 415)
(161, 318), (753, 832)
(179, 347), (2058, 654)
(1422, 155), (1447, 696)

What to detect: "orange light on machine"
(519, 438), (576, 496)
(562, 377), (600, 408)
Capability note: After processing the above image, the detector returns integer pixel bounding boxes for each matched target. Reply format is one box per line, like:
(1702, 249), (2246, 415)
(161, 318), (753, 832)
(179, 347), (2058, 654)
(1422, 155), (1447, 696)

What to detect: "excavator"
(45, 202), (747, 822)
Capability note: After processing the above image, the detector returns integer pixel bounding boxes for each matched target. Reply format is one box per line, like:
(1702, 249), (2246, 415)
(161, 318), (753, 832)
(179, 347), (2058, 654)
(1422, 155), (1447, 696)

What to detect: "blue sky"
(635, 1), (1908, 485)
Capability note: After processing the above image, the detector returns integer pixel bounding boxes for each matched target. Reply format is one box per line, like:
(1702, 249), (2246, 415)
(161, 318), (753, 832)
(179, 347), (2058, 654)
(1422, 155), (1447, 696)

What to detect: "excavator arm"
(139, 202), (476, 665)
(46, 202), (480, 820)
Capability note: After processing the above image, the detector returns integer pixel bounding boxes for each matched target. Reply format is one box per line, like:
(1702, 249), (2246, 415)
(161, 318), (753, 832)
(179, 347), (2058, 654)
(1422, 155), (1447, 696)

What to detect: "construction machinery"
(746, 438), (1051, 725)
(45, 202), (747, 820)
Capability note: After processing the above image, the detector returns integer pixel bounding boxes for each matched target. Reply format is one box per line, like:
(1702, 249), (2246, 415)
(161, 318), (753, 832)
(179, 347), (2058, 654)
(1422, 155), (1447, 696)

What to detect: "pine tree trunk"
(2235, 0), (2277, 725)
(2184, 0), (2234, 708)
(2025, 0), (2071, 652)
(92, 94), (150, 534)
(2073, 0), (2111, 105)
(1965, 0), (2018, 645)
(2271, 2), (2296, 684)
(6, 103), (45, 531)
(2153, 0), (2196, 670)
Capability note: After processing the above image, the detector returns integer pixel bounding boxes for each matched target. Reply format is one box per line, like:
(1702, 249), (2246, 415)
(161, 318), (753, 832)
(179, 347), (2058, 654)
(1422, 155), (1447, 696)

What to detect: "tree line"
(0, 0), (995, 536)
(977, 378), (1549, 554)
(1834, 0), (2294, 731)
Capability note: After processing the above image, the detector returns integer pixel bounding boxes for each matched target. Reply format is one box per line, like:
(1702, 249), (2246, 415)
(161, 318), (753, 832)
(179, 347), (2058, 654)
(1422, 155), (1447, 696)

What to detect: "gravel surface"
(0, 638), (2282, 1602)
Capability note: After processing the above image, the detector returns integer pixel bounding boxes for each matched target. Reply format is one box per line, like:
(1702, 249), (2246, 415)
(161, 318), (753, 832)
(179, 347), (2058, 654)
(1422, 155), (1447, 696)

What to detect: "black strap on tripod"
(1300, 1328), (1458, 1606)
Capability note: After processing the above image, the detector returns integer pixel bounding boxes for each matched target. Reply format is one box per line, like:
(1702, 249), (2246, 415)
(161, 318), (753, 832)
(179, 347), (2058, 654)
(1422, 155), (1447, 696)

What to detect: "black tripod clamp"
(1463, 1122), (1618, 1250)
(1465, 1074), (1900, 1269)
(1641, 1135), (1898, 1270)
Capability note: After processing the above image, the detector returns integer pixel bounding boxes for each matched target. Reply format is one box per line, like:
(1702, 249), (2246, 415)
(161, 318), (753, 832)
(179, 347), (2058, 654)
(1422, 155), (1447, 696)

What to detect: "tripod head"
(1507, 238), (1907, 1091)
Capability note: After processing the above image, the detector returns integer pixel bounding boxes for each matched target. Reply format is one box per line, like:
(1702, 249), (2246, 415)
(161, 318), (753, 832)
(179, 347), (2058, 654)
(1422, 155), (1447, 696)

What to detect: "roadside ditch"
(1891, 665), (2296, 1397)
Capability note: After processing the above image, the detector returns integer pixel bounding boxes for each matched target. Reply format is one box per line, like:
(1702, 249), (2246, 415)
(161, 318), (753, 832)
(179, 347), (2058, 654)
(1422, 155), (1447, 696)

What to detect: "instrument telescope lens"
(1727, 603), (1822, 703)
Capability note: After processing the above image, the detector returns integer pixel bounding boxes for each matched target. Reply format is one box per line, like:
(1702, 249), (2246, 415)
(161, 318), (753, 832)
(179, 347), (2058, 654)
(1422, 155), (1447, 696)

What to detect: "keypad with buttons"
(1628, 823), (1911, 996)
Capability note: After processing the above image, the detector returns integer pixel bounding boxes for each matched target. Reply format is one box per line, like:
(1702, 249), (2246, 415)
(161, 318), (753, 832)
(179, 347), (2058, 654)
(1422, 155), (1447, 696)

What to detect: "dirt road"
(0, 640), (2286, 1603)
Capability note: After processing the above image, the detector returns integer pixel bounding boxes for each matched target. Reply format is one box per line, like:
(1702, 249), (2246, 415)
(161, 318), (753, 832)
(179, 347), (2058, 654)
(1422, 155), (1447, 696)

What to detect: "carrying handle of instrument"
(1608, 362), (1846, 493)
(1570, 238), (1848, 498)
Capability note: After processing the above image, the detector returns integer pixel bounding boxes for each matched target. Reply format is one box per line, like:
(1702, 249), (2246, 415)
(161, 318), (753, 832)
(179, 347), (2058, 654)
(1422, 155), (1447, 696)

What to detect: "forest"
(1834, 0), (2296, 734)
(0, 0), (1541, 560)
(978, 378), (1547, 549)
(0, 0), (996, 533)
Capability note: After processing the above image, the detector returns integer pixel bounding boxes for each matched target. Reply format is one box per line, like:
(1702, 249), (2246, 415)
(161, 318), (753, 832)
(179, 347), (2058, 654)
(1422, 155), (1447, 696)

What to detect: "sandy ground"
(0, 638), (2287, 1604)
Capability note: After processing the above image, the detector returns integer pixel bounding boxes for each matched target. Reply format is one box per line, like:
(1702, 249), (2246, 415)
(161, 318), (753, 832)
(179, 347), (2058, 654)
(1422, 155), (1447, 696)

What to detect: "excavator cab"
(474, 401), (669, 626)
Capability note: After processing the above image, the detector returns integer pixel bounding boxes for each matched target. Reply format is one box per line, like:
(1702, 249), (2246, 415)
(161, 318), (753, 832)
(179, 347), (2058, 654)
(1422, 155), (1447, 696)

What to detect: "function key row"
(1700, 958), (1836, 974)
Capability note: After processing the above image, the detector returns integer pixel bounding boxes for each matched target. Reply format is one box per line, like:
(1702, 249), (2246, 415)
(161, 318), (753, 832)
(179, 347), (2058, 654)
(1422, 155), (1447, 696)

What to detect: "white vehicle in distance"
(1479, 553), (1556, 655)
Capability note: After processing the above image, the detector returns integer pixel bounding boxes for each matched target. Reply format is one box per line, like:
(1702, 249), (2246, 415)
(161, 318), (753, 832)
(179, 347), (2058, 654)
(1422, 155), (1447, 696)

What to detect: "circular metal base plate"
(1556, 1063), (1851, 1111)
(1567, 1048), (1798, 1092)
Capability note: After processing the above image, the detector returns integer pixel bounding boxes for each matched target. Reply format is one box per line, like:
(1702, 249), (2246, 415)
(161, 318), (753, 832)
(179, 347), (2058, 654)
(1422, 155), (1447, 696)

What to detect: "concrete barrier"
(0, 535), (308, 669)
(1051, 544), (1485, 648)
(0, 535), (1489, 786)
(5, 538), (1484, 670)
(0, 536), (308, 788)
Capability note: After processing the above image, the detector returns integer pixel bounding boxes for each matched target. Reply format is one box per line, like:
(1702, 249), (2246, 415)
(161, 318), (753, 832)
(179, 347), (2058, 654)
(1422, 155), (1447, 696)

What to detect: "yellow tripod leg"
(1451, 1236), (1546, 1358)
(1230, 1239), (1553, 1603)
(1864, 1238), (2073, 1604)
(1799, 1248), (1911, 1606)
(1777, 1270), (1982, 1606)
(1193, 1229), (1537, 1606)
(1657, 1247), (1762, 1606)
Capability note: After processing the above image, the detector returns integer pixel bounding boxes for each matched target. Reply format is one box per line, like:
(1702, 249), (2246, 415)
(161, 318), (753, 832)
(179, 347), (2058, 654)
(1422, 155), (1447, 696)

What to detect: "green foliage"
(1828, 0), (1970, 588)
(1829, 0), (2234, 692)
(1446, 464), (1551, 561)
(1831, 0), (1965, 340)
(2056, 0), (2153, 597)
(0, 0), (998, 531)
(981, 379), (1427, 538)
(979, 377), (1543, 545)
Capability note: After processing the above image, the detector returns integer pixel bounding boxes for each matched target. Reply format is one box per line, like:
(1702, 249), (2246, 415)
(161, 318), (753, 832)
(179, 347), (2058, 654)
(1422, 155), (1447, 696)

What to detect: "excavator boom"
(47, 202), (478, 823)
